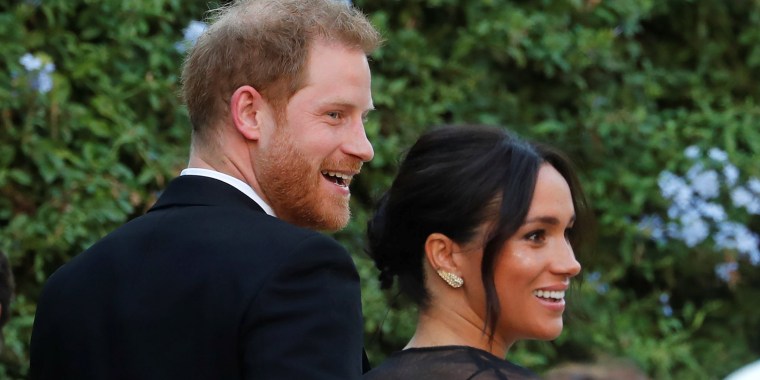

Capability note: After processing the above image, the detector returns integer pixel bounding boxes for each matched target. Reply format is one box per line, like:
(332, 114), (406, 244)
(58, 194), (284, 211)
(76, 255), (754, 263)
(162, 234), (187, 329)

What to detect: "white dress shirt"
(180, 168), (276, 217)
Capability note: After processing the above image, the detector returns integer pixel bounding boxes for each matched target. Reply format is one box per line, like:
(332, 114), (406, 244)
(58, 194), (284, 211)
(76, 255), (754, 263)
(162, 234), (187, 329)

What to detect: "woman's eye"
(525, 230), (545, 243)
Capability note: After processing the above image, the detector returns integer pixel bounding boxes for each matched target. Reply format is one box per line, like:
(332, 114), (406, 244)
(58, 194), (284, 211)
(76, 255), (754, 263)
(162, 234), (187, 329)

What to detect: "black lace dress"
(363, 345), (541, 380)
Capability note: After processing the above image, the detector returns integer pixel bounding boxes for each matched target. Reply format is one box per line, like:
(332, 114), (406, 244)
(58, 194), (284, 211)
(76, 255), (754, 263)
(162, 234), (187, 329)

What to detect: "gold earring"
(436, 269), (464, 288)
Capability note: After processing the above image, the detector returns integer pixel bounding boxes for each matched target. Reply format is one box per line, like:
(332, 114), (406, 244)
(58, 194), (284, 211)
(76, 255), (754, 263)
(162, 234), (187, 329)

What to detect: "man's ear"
(230, 85), (267, 141)
(424, 233), (460, 276)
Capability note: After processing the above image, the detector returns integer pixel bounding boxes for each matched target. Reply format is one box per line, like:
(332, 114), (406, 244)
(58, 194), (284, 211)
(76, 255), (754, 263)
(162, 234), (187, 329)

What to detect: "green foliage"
(1, 0), (759, 379)
(0, 0), (204, 376)
(353, 0), (760, 379)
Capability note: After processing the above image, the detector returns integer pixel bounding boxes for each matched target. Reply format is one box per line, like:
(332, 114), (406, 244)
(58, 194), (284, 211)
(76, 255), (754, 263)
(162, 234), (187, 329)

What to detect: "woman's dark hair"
(366, 124), (589, 339)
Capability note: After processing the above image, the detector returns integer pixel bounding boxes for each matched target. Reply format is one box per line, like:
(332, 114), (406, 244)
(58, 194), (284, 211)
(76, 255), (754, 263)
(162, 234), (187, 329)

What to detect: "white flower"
(690, 170), (720, 199)
(684, 145), (700, 159)
(724, 164), (739, 187)
(708, 147), (728, 162)
(20, 53), (42, 71)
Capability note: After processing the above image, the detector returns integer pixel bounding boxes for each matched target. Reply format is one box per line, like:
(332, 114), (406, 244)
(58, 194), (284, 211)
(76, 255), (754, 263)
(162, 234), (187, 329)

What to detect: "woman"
(365, 125), (589, 379)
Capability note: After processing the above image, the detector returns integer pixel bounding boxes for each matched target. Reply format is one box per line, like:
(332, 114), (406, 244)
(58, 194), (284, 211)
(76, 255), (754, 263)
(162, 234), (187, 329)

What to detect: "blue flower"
(677, 211), (709, 247)
(708, 147), (729, 162)
(637, 215), (666, 242)
(748, 178), (760, 194)
(714, 262), (738, 283)
(649, 145), (759, 282)
(731, 187), (760, 215)
(585, 271), (608, 294)
(724, 164), (739, 187)
(690, 169), (720, 199)
(176, 20), (208, 53)
(715, 222), (741, 251)
(715, 222), (760, 264)
(684, 145), (700, 159)
(659, 171), (693, 208)
(20, 53), (42, 71)
(659, 293), (673, 317)
(183, 20), (207, 45)
(19, 53), (55, 94)
(695, 200), (726, 222)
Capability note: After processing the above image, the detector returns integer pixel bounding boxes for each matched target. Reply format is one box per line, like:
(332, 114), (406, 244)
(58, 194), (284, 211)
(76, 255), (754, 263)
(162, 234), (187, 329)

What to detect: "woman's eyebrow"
(523, 215), (576, 225)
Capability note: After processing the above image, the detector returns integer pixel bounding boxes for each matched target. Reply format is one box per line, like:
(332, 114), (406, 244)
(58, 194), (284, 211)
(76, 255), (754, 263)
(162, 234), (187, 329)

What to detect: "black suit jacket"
(30, 175), (365, 379)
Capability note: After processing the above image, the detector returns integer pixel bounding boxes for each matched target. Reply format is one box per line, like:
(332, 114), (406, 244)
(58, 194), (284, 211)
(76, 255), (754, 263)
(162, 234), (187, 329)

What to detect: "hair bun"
(366, 193), (397, 289)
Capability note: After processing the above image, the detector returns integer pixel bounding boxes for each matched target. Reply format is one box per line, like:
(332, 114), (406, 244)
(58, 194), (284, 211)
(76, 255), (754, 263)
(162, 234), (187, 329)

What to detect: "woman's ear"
(230, 85), (268, 141)
(425, 233), (456, 272)
(425, 233), (464, 288)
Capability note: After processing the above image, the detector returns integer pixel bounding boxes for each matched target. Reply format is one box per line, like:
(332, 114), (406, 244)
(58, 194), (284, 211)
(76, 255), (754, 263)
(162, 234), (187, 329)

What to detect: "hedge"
(2, 1), (758, 379)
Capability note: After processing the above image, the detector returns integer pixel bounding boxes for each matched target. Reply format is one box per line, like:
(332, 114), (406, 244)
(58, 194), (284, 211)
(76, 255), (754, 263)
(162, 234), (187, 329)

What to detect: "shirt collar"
(180, 168), (276, 217)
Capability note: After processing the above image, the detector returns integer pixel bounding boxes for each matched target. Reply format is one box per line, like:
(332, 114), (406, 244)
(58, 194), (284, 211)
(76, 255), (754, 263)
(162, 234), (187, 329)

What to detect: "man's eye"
(327, 111), (341, 119)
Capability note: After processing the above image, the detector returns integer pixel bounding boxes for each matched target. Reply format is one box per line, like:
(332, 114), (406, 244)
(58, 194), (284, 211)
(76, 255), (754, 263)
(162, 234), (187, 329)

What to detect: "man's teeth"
(322, 171), (351, 180)
(533, 290), (564, 300)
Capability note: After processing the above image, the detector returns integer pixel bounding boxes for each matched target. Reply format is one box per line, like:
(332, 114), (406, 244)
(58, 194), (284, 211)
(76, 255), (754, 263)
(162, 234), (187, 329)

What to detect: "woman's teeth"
(533, 289), (564, 301)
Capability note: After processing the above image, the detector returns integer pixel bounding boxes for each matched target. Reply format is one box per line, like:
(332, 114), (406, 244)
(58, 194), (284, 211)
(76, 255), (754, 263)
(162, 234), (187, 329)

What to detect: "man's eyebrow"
(317, 100), (374, 111)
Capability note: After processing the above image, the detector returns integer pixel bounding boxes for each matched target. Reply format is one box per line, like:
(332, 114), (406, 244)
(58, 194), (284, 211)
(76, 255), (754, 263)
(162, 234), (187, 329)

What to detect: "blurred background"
(1, 0), (759, 378)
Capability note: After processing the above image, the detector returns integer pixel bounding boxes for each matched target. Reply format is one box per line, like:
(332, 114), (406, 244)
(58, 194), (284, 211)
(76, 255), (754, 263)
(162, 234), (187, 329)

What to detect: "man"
(29, 0), (381, 378)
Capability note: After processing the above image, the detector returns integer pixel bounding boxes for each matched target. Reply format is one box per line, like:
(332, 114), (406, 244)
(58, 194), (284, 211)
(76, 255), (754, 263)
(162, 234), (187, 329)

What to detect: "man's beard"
(257, 128), (360, 231)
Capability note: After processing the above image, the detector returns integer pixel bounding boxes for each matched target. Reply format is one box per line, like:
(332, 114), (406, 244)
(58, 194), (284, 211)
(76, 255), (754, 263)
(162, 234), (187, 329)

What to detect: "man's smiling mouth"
(321, 171), (352, 188)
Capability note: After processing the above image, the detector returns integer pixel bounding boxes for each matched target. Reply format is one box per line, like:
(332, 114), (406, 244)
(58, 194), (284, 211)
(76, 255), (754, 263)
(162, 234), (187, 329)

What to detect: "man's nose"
(344, 120), (374, 162)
